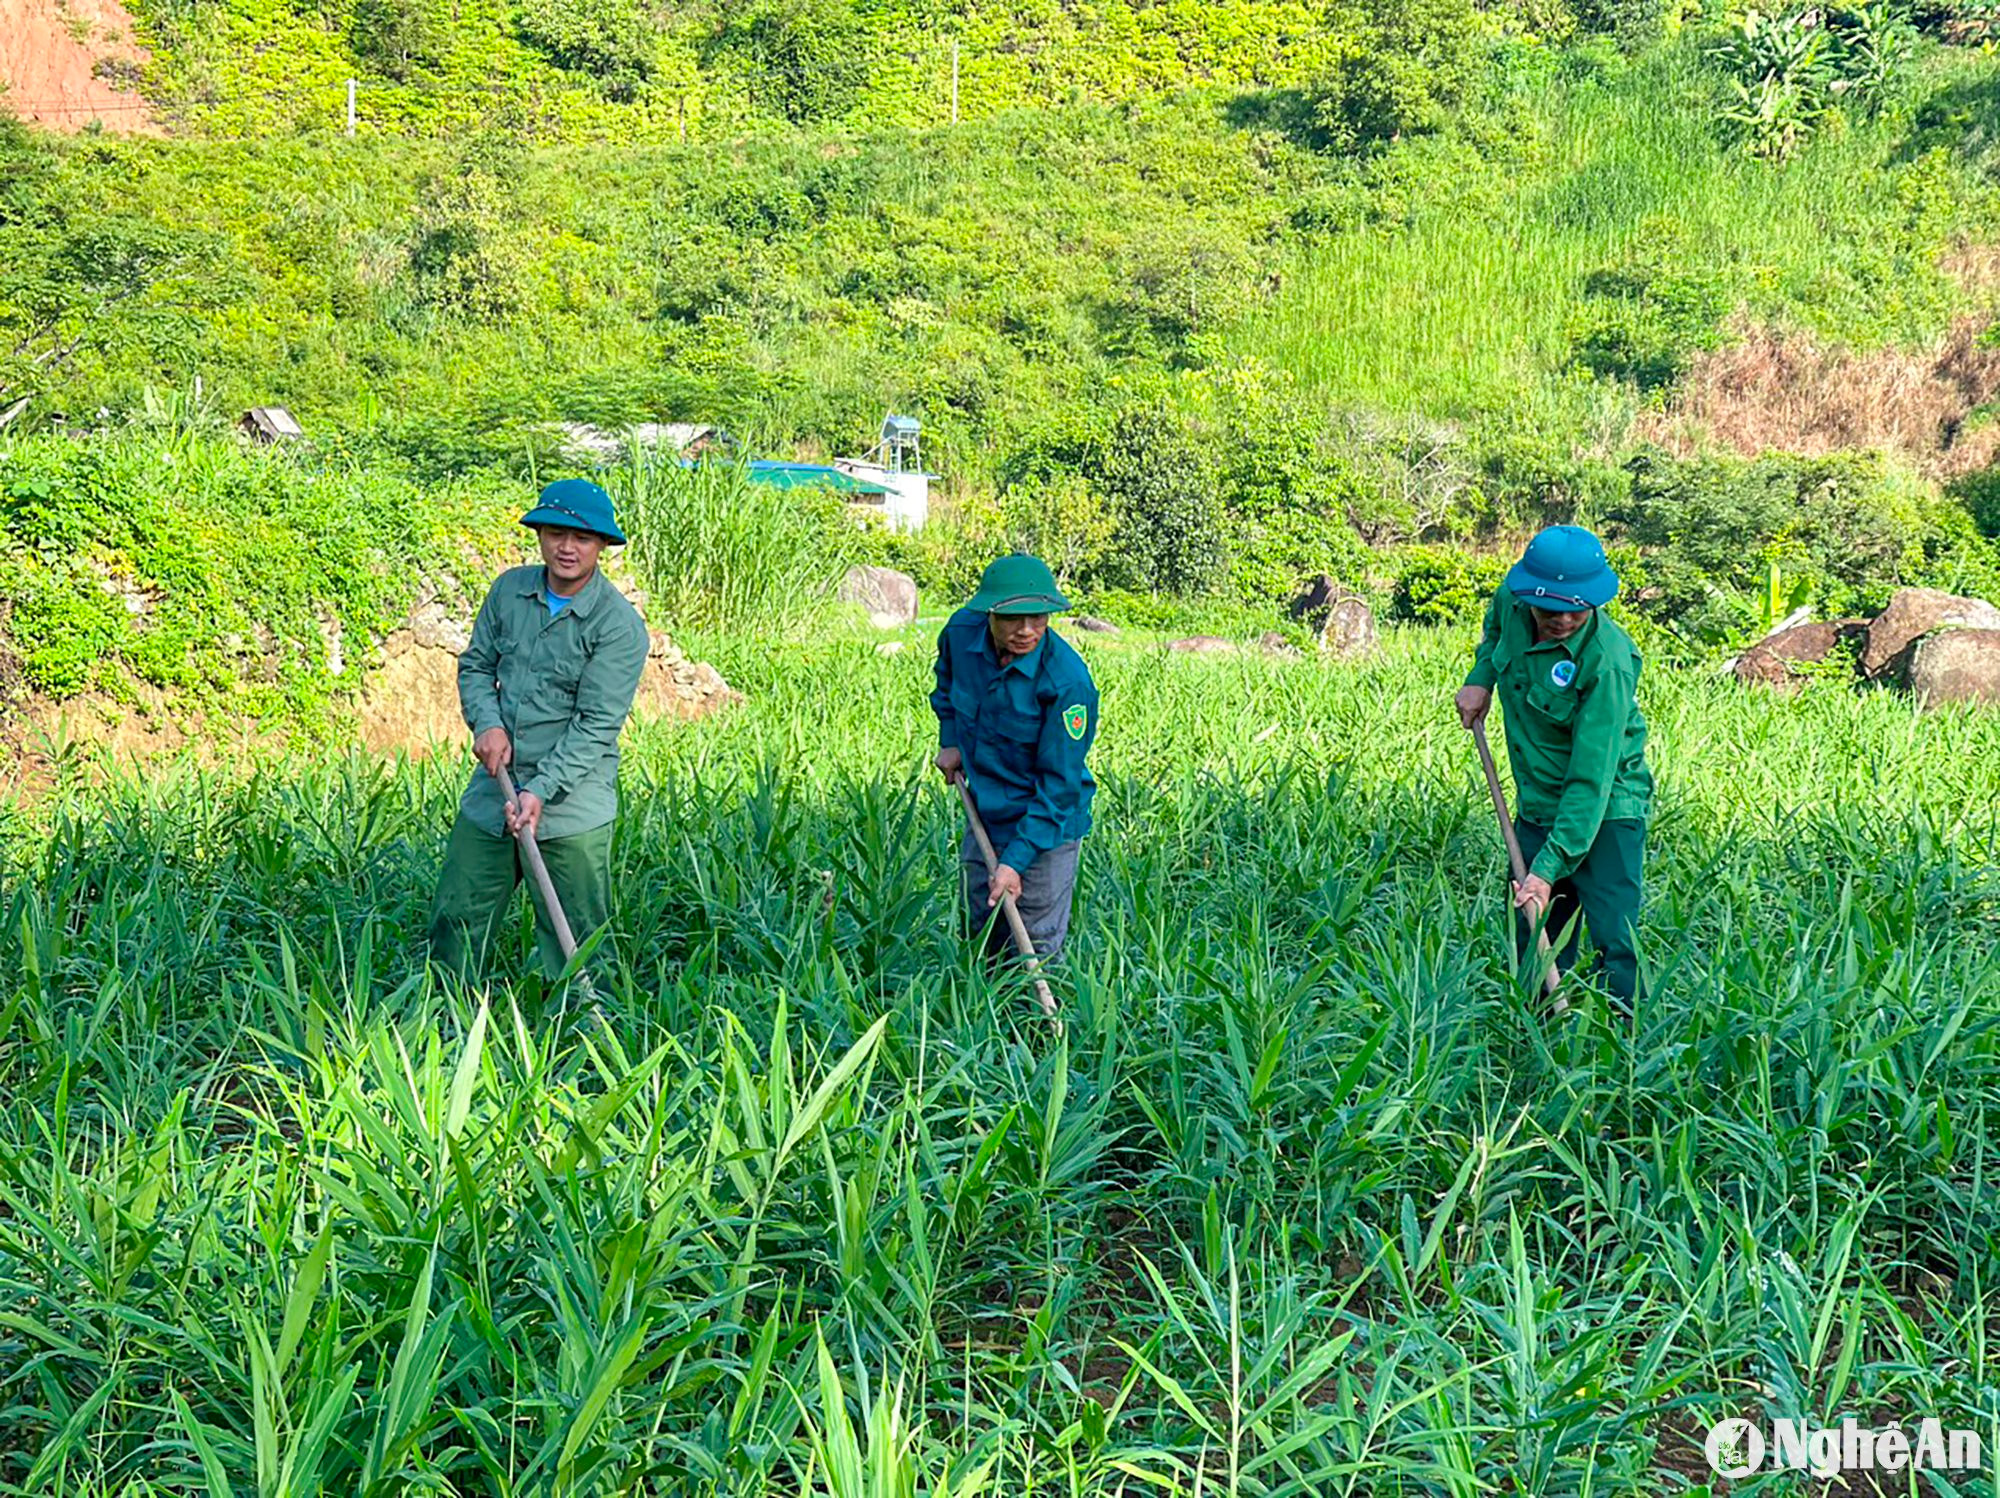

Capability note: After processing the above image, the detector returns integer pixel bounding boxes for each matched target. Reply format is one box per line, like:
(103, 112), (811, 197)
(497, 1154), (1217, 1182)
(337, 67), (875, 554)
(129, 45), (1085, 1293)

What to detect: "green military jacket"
(457, 565), (651, 840)
(1465, 588), (1653, 885)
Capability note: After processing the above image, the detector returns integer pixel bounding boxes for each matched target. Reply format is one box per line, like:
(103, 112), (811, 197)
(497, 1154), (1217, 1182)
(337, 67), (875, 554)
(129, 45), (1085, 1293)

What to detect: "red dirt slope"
(0, 0), (159, 134)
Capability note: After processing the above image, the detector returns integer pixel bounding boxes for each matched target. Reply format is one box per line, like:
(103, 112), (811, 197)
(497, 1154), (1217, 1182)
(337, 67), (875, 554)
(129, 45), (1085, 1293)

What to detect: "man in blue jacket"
(931, 553), (1099, 962)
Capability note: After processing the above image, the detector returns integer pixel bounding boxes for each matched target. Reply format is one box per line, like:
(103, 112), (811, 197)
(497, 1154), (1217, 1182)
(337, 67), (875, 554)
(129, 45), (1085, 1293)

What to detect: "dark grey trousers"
(960, 833), (1080, 962)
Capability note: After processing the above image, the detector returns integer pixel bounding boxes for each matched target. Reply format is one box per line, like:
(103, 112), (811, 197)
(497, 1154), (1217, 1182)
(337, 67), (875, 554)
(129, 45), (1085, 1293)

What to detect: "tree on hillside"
(1307, 0), (1487, 153)
(350, 0), (450, 80)
(515, 0), (659, 101)
(1094, 403), (1227, 597)
(712, 0), (867, 124)
(405, 138), (531, 320)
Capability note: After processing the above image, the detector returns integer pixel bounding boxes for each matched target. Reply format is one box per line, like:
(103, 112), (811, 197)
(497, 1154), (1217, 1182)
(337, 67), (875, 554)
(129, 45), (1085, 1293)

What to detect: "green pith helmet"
(520, 478), (626, 544)
(964, 553), (1070, 615)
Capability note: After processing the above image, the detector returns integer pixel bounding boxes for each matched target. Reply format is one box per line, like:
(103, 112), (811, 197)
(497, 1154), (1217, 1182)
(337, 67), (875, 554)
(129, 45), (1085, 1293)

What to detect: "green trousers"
(1514, 818), (1645, 1004)
(427, 812), (615, 982)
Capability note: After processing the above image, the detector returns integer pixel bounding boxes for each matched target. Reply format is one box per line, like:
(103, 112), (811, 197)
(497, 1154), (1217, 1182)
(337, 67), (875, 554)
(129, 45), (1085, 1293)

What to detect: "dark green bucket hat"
(965, 553), (1070, 615)
(521, 478), (626, 544)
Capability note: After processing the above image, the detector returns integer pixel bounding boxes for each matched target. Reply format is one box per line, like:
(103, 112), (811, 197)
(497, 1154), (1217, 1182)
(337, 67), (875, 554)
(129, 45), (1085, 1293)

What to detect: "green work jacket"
(456, 565), (650, 840)
(1465, 588), (1652, 884)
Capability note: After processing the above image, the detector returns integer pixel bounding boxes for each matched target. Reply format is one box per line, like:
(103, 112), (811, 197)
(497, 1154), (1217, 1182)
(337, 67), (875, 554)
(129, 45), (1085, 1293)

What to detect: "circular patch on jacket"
(1550, 660), (1577, 688)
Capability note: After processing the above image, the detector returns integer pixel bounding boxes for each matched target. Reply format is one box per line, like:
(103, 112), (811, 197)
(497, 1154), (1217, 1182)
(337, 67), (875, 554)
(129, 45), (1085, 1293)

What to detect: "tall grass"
(3, 629), (1999, 1493)
(614, 452), (861, 635)
(1235, 43), (1980, 425)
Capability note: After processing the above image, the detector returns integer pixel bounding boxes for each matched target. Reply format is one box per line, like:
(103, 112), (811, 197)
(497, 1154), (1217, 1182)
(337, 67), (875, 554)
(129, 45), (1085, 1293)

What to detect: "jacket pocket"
(1525, 678), (1580, 727)
(987, 707), (1043, 768)
(533, 627), (586, 696)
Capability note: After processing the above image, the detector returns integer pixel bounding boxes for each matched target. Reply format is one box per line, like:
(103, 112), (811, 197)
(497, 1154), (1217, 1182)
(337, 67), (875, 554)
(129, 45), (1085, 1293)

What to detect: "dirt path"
(0, 0), (159, 134)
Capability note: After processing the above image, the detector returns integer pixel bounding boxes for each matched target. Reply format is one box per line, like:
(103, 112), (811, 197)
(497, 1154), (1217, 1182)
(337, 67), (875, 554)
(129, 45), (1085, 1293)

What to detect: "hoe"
(1472, 721), (1565, 1010)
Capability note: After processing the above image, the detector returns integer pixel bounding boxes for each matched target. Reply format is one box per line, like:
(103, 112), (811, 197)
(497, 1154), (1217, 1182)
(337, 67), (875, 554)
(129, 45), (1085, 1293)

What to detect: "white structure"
(556, 421), (731, 466)
(836, 413), (933, 532)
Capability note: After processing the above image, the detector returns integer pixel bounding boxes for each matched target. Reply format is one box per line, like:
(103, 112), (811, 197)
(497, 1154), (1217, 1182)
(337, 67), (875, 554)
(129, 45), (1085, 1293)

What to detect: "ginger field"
(4, 628), (2000, 1494)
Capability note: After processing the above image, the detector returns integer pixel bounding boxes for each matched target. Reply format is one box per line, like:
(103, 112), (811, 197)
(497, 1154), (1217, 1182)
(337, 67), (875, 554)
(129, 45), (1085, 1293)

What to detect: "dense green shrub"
(1391, 545), (1509, 624)
(350, 0), (450, 81)
(1576, 0), (1672, 52)
(404, 139), (532, 321)
(0, 434), (512, 712)
(1189, 365), (1378, 604)
(1568, 255), (1732, 394)
(852, 494), (1006, 607)
(1306, 0), (1492, 152)
(996, 474), (1117, 592)
(515, 0), (659, 99)
(712, 0), (868, 125)
(1605, 449), (1993, 643)
(1093, 404), (1228, 598)
(1227, 506), (1375, 607)
(1952, 461), (2000, 540)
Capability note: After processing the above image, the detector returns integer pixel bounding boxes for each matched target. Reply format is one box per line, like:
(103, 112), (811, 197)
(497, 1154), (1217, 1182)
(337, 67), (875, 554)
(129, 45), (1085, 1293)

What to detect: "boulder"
(1861, 588), (2000, 682)
(1317, 597), (1378, 658)
(1074, 615), (1120, 635)
(405, 598), (470, 655)
(1168, 635), (1241, 656)
(1910, 629), (2000, 707)
(1732, 619), (1865, 689)
(1259, 631), (1302, 659)
(1288, 573), (1377, 658)
(838, 566), (919, 630)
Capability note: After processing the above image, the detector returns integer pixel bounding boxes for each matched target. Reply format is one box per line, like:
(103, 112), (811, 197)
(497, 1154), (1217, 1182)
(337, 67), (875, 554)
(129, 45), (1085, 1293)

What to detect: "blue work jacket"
(930, 608), (1098, 873)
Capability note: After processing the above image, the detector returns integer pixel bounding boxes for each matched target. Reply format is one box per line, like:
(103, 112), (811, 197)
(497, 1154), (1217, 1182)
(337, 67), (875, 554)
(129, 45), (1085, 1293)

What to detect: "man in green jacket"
(1455, 525), (1653, 1006)
(428, 478), (651, 982)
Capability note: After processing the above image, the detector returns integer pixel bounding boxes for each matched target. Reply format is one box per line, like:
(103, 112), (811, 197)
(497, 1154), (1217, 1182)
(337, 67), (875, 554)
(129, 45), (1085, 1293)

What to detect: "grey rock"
(1911, 628), (2000, 707)
(838, 566), (919, 629)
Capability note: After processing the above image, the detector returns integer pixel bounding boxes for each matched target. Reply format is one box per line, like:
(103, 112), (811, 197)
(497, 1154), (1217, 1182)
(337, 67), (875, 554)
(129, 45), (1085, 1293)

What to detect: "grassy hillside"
(129, 0), (1360, 141)
(4, 3), (2000, 718)
(11, 38), (1997, 469)
(1236, 44), (1991, 418)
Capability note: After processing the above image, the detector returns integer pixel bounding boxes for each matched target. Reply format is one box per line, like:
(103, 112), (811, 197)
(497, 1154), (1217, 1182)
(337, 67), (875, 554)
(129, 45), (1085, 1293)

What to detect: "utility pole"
(346, 78), (356, 137)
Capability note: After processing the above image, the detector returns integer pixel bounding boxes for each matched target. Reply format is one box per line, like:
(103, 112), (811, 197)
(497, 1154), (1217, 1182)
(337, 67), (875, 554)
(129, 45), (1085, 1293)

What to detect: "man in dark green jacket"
(932, 553), (1099, 962)
(428, 478), (651, 982)
(1455, 525), (1652, 1005)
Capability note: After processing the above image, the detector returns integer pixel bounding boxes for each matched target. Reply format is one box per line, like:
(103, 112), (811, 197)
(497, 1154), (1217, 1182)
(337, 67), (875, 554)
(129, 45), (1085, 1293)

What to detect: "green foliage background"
(1, 0), (1999, 710)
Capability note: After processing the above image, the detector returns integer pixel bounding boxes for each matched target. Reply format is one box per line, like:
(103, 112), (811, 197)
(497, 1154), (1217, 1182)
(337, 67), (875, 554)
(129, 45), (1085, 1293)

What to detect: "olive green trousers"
(427, 812), (614, 982)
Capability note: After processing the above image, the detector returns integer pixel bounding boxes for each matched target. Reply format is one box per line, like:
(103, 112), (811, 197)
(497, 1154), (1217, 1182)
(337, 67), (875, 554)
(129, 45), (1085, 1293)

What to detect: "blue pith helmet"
(1505, 525), (1618, 612)
(520, 478), (626, 544)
